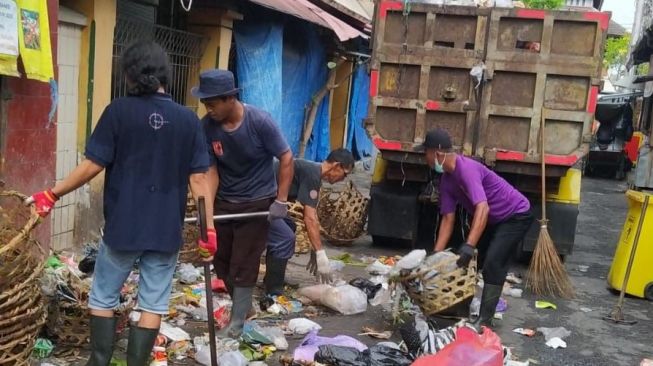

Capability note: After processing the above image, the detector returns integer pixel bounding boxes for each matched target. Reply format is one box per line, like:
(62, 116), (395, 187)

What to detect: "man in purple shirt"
(426, 129), (534, 331)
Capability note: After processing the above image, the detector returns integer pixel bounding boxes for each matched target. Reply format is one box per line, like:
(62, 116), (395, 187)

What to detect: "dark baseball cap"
(420, 128), (452, 151)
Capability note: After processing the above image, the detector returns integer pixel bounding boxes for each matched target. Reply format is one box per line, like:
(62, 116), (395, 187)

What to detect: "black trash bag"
(78, 245), (98, 274)
(314, 345), (367, 366)
(368, 345), (413, 366)
(349, 278), (382, 300)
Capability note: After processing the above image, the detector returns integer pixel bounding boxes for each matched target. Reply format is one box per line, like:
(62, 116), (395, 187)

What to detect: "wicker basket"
(288, 202), (311, 254)
(396, 254), (478, 316)
(317, 181), (368, 246)
(0, 191), (47, 366)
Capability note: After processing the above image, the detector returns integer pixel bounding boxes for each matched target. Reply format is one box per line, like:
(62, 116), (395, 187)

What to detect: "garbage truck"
(366, 2), (610, 258)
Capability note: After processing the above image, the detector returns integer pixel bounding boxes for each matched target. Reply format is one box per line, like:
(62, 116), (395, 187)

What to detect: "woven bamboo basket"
(0, 191), (47, 366)
(316, 181), (368, 246)
(179, 193), (200, 263)
(288, 202), (311, 254)
(396, 254), (478, 316)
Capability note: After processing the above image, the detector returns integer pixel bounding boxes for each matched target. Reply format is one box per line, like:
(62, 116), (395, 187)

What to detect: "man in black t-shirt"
(265, 149), (355, 296)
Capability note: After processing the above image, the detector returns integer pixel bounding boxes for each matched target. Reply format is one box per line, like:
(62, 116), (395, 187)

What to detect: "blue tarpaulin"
(234, 20), (331, 161)
(346, 63), (373, 160)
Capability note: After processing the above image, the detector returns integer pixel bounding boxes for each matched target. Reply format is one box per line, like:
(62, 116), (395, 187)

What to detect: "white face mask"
(434, 153), (448, 173)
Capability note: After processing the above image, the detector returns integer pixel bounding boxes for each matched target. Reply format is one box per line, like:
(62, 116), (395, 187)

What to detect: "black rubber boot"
(126, 326), (159, 366)
(217, 286), (253, 338)
(264, 256), (288, 296)
(86, 316), (117, 366)
(469, 284), (503, 333)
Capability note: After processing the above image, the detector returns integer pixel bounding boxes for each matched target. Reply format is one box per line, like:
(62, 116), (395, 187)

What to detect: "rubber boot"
(126, 326), (159, 366)
(264, 256), (288, 296)
(86, 316), (117, 366)
(469, 284), (503, 332)
(217, 287), (254, 338)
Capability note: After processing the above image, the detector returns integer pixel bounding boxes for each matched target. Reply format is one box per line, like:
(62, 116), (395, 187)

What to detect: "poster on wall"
(17, 0), (53, 82)
(0, 0), (20, 77)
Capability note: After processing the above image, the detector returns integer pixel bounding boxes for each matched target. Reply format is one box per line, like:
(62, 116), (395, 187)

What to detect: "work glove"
(307, 249), (332, 284)
(25, 189), (58, 217)
(456, 243), (475, 268)
(198, 228), (218, 261)
(268, 200), (288, 221)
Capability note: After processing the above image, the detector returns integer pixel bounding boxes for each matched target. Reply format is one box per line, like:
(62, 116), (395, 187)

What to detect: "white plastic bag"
(390, 250), (427, 276)
(297, 284), (333, 304)
(320, 285), (368, 315)
(366, 261), (392, 275)
(258, 326), (289, 350)
(288, 318), (322, 335)
(178, 263), (202, 284)
(217, 350), (248, 366)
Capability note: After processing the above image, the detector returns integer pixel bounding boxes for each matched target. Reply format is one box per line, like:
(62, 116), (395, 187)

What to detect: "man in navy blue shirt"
(27, 41), (216, 366)
(193, 69), (293, 338)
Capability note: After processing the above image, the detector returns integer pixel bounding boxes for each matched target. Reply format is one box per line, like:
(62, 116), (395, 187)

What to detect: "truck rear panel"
(367, 2), (610, 178)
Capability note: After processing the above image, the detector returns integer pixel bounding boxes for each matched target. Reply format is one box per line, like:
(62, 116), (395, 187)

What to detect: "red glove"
(198, 228), (218, 258)
(26, 189), (59, 217)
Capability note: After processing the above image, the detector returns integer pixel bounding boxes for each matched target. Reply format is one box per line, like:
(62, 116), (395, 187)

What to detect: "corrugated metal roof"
(247, 0), (365, 41)
(329, 0), (373, 21)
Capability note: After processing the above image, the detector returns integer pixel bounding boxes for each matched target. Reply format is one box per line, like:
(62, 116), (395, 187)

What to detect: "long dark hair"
(120, 40), (171, 96)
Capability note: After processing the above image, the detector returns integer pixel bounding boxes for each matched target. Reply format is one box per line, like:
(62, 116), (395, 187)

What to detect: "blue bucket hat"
(191, 69), (240, 99)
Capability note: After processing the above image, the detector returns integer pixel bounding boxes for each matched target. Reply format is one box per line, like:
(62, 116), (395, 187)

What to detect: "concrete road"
(279, 176), (652, 365)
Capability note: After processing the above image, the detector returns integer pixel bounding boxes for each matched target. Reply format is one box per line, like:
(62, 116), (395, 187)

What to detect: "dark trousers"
(476, 211), (534, 285)
(213, 198), (273, 287)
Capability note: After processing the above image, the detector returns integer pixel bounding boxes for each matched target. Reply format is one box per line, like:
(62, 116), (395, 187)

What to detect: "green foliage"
(603, 34), (631, 70)
(523, 0), (564, 9)
(637, 63), (649, 76)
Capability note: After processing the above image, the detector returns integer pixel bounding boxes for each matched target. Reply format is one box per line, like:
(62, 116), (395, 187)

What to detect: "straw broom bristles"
(526, 220), (575, 298)
(526, 110), (574, 299)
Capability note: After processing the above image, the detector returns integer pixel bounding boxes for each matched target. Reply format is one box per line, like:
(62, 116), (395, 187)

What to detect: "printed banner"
(17, 0), (53, 82)
(0, 0), (19, 76)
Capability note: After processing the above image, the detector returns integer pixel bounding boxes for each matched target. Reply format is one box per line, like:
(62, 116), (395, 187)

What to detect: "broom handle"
(541, 110), (547, 222)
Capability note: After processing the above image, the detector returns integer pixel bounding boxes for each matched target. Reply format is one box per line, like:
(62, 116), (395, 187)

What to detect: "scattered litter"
(288, 318), (322, 335)
(390, 249), (427, 276)
(297, 284), (331, 304)
(217, 350), (248, 366)
(211, 277), (227, 292)
(330, 260), (346, 272)
(370, 285), (392, 307)
(577, 265), (589, 273)
(359, 326), (392, 339)
(321, 285), (368, 315)
(178, 263), (202, 284)
(506, 273), (523, 285)
(150, 346), (167, 366)
(257, 326), (288, 350)
(537, 327), (571, 341)
(242, 323), (273, 345)
(506, 361), (530, 366)
(496, 298), (508, 313)
(331, 253), (367, 267)
(493, 313), (504, 320)
(504, 288), (523, 298)
(159, 322), (190, 342)
(535, 301), (557, 310)
(293, 331), (367, 362)
(545, 337), (567, 349)
(580, 307), (593, 313)
(32, 338), (54, 359)
(349, 278), (383, 300)
(266, 303), (283, 315)
(376, 341), (400, 350)
(513, 328), (536, 337)
(366, 260), (392, 276)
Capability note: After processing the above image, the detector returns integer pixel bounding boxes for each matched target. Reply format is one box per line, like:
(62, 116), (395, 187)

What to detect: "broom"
(526, 110), (575, 298)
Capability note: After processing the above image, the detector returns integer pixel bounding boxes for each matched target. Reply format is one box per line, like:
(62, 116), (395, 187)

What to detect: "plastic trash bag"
(297, 284), (332, 304)
(320, 285), (368, 315)
(313, 345), (412, 366)
(349, 278), (382, 300)
(217, 350), (248, 366)
(293, 331), (367, 362)
(368, 345), (412, 366)
(288, 318), (322, 335)
(412, 327), (503, 366)
(257, 326), (288, 350)
(366, 261), (392, 275)
(314, 345), (367, 366)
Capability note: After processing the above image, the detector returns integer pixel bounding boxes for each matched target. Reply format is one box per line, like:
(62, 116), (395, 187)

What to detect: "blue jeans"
(88, 242), (178, 315)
